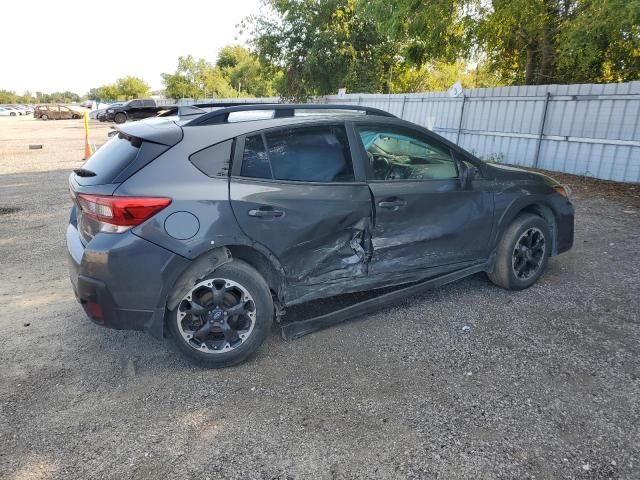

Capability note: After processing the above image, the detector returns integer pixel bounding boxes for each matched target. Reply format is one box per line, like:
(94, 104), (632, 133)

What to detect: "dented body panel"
(229, 178), (372, 286)
(366, 180), (494, 275)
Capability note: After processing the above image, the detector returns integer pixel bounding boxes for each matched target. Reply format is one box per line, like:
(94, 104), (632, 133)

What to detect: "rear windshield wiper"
(73, 168), (97, 177)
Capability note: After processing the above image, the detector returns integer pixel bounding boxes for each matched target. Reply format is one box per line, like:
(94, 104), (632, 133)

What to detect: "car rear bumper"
(67, 221), (190, 338)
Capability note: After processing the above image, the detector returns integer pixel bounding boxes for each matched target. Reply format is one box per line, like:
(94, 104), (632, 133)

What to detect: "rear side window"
(241, 136), (271, 179)
(78, 133), (140, 184)
(240, 125), (355, 183)
(189, 140), (233, 178)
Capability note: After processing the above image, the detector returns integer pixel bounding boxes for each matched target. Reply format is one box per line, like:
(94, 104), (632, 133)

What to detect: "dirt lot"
(1, 116), (639, 479)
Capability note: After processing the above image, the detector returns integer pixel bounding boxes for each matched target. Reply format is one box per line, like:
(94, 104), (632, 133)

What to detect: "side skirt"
(280, 259), (492, 340)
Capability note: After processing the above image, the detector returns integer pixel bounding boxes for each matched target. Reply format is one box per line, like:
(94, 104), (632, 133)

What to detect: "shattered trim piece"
(281, 259), (491, 340)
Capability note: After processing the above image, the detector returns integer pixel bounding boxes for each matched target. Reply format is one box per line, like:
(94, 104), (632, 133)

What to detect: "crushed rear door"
(229, 124), (373, 286)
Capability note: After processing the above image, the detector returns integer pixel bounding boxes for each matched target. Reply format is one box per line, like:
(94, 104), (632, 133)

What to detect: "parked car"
(5, 105), (22, 114)
(67, 104), (574, 368)
(2, 106), (23, 115)
(105, 99), (162, 124)
(0, 106), (18, 116)
(34, 105), (84, 120)
(12, 105), (32, 115)
(96, 103), (124, 122)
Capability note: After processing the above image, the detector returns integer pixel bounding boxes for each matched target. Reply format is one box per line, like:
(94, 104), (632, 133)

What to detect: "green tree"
(363, 0), (640, 86)
(471, 0), (572, 85)
(162, 55), (236, 100)
(0, 90), (17, 103)
(250, 0), (401, 100)
(362, 0), (471, 66)
(216, 45), (275, 96)
(391, 61), (503, 92)
(115, 76), (150, 100)
(556, 0), (640, 83)
(88, 76), (149, 102)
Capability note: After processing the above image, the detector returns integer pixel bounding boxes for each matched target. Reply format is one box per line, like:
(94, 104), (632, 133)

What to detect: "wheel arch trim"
(496, 197), (560, 255)
(165, 243), (287, 313)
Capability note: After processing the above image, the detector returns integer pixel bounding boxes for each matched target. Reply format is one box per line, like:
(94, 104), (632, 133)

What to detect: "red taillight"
(82, 300), (103, 322)
(77, 194), (171, 230)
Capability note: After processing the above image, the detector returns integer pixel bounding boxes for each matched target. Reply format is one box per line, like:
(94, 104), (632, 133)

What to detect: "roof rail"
(155, 102), (268, 118)
(184, 103), (396, 126)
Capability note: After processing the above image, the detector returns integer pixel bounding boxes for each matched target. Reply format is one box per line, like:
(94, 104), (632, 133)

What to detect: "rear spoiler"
(115, 119), (183, 146)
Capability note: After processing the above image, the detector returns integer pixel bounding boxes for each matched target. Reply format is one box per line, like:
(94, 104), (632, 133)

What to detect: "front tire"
(488, 214), (551, 290)
(167, 260), (273, 368)
(114, 112), (126, 124)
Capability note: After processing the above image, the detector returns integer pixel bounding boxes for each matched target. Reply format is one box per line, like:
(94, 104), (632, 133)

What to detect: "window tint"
(240, 125), (354, 183)
(241, 135), (271, 179)
(79, 133), (141, 183)
(189, 140), (233, 178)
(359, 127), (457, 181)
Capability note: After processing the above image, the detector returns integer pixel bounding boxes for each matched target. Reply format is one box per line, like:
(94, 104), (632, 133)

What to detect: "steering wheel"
(368, 151), (392, 178)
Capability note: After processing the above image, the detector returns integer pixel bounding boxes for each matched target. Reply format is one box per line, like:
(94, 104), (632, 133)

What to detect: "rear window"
(77, 133), (141, 184)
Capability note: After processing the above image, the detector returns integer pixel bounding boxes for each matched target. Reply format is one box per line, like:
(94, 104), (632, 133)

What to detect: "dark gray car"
(67, 104), (574, 368)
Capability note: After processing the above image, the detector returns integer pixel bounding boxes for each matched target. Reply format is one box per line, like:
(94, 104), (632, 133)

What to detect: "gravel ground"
(1, 117), (639, 480)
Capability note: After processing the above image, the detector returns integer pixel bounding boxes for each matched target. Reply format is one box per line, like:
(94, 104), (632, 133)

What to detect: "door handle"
(248, 207), (284, 218)
(377, 199), (407, 209)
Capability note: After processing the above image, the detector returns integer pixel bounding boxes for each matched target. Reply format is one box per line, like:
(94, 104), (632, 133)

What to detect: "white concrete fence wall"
(177, 81), (640, 183)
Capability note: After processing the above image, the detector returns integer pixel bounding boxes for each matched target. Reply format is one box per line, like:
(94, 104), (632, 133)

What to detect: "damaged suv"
(67, 104), (574, 367)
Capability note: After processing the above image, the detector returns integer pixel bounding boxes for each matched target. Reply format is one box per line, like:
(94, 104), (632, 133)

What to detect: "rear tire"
(114, 112), (126, 124)
(41, 114), (48, 120)
(167, 260), (273, 368)
(487, 214), (551, 290)
(10, 112), (16, 117)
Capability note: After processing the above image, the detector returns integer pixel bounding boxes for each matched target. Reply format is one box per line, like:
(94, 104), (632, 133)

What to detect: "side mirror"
(459, 162), (479, 189)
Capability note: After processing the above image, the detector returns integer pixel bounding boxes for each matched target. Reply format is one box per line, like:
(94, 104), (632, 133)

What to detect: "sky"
(0, 0), (263, 94)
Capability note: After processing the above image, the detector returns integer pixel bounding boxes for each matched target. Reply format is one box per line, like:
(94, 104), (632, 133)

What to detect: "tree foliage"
(248, 0), (400, 100)
(216, 45), (275, 97)
(556, 0), (640, 83)
(162, 55), (236, 100)
(367, 0), (640, 86)
(88, 76), (150, 102)
(161, 47), (273, 100)
(0, 89), (82, 103)
(247, 0), (640, 97)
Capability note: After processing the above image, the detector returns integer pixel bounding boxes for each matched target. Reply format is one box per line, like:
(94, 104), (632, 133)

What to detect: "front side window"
(240, 125), (355, 183)
(358, 126), (457, 181)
